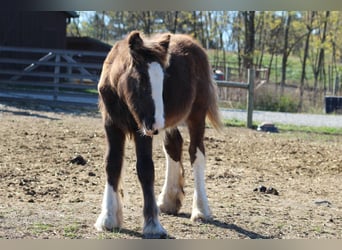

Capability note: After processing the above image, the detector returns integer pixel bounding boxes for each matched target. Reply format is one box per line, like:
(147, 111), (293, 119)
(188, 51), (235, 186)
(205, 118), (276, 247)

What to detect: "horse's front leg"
(134, 132), (167, 239)
(95, 121), (125, 231)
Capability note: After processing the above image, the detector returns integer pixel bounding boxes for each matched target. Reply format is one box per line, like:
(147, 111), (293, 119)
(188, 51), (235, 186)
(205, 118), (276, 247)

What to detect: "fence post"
(53, 54), (60, 102)
(247, 69), (255, 128)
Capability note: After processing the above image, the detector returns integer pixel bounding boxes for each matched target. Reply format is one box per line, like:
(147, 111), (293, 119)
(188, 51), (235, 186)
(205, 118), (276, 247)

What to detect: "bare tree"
(242, 11), (255, 70)
(298, 11), (315, 111)
(280, 11), (292, 96)
(311, 11), (330, 105)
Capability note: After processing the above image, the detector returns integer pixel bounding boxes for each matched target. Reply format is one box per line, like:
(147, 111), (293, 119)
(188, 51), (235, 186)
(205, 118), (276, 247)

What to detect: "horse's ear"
(128, 31), (143, 51)
(159, 34), (171, 51)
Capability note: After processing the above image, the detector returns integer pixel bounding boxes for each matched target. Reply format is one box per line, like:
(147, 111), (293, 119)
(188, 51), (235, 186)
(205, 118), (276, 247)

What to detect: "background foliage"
(68, 11), (342, 113)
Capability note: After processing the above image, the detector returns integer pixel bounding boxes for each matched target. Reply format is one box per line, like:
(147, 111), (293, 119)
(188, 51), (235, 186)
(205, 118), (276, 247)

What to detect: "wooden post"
(53, 54), (60, 102)
(247, 69), (255, 128)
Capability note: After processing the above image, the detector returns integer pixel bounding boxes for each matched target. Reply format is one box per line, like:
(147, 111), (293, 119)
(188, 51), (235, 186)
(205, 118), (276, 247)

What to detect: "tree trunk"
(172, 11), (179, 33)
(299, 33), (311, 111)
(298, 11), (314, 112)
(313, 11), (330, 106)
(280, 12), (292, 96)
(241, 10), (255, 82)
(142, 11), (152, 34)
(192, 11), (197, 38)
(243, 11), (255, 70)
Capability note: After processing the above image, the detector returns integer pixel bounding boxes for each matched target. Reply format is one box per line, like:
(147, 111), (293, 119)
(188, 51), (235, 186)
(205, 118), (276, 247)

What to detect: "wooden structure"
(0, 11), (78, 49)
(0, 45), (255, 127)
(0, 11), (113, 106)
(0, 46), (107, 104)
(0, 12), (255, 127)
(216, 69), (255, 128)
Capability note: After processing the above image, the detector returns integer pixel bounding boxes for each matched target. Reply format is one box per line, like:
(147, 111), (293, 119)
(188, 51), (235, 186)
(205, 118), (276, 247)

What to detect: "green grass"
(63, 223), (81, 239)
(223, 118), (247, 128)
(3, 83), (98, 95)
(29, 223), (54, 235)
(223, 118), (342, 136)
(276, 123), (342, 135)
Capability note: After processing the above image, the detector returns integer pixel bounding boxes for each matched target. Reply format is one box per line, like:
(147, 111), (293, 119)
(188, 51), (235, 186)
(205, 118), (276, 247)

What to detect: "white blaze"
(148, 62), (165, 131)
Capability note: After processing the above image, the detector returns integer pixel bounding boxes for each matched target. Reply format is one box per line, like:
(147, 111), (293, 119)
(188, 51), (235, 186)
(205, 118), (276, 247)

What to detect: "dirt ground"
(0, 102), (341, 239)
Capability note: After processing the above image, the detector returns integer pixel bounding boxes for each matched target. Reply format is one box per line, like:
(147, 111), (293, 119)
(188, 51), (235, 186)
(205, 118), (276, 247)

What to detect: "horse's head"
(120, 31), (170, 136)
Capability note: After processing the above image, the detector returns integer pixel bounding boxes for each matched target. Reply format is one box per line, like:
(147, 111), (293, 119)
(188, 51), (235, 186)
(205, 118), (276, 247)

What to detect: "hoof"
(142, 232), (168, 239)
(157, 199), (182, 215)
(157, 189), (184, 215)
(190, 209), (212, 222)
(143, 217), (167, 239)
(94, 212), (122, 232)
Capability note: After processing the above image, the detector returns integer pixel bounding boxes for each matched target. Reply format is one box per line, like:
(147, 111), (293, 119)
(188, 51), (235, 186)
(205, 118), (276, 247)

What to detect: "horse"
(94, 30), (222, 238)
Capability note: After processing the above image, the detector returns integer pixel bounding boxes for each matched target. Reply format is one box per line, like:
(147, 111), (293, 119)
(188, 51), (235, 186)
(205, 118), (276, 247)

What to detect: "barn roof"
(64, 11), (79, 18)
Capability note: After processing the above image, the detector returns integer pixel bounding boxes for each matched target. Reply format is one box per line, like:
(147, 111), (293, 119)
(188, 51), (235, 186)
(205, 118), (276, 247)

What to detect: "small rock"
(25, 190), (36, 196)
(254, 185), (279, 195)
(314, 200), (332, 206)
(88, 171), (96, 177)
(254, 185), (267, 193)
(69, 197), (84, 203)
(257, 122), (279, 133)
(266, 187), (279, 195)
(70, 155), (87, 165)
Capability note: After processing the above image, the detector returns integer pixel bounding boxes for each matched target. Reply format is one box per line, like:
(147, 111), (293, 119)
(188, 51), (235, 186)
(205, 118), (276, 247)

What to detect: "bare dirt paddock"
(0, 102), (341, 239)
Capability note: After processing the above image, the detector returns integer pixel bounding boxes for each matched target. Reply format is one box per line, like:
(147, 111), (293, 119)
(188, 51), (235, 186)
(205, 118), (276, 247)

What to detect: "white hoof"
(95, 183), (123, 231)
(190, 208), (211, 222)
(94, 209), (122, 231)
(157, 188), (184, 215)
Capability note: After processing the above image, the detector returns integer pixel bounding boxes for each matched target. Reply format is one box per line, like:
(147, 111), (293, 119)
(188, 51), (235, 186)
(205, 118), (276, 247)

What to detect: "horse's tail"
(207, 78), (223, 131)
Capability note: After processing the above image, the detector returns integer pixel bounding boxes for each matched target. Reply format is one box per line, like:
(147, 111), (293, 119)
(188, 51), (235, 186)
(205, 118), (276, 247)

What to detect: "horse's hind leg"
(157, 128), (185, 215)
(187, 114), (212, 222)
(95, 119), (125, 231)
(134, 132), (167, 238)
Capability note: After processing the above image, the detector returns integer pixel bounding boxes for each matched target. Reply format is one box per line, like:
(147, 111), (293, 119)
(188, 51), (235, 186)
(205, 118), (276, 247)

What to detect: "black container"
(325, 96), (342, 114)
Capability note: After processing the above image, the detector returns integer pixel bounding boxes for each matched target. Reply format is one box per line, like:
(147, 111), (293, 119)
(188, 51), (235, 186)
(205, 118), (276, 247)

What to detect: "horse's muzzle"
(142, 120), (161, 137)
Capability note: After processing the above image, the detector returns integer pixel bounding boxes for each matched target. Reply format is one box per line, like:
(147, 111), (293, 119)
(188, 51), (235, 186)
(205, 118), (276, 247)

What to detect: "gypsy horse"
(94, 31), (222, 238)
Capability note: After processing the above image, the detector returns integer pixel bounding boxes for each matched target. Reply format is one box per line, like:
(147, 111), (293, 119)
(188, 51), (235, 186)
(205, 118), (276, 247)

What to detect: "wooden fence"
(216, 69), (255, 128)
(0, 46), (107, 104)
(0, 46), (255, 128)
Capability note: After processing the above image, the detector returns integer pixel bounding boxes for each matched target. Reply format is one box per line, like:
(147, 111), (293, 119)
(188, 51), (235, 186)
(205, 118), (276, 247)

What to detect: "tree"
(280, 11), (292, 95)
(298, 11), (315, 111)
(310, 11), (330, 105)
(242, 11), (255, 69)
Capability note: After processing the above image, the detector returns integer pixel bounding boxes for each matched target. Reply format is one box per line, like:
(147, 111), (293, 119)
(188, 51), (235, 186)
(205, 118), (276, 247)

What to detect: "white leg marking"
(148, 62), (164, 131)
(94, 182), (123, 231)
(157, 147), (184, 214)
(191, 148), (211, 221)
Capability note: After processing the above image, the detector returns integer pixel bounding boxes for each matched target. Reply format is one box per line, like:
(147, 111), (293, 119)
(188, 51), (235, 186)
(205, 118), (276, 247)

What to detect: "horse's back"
(163, 34), (216, 128)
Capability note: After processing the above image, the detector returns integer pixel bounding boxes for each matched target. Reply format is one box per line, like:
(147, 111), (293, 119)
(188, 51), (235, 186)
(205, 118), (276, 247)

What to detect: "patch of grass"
(313, 226), (323, 234)
(63, 223), (81, 239)
(277, 123), (342, 136)
(83, 88), (98, 95)
(30, 223), (54, 235)
(223, 118), (248, 128)
(223, 118), (342, 136)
